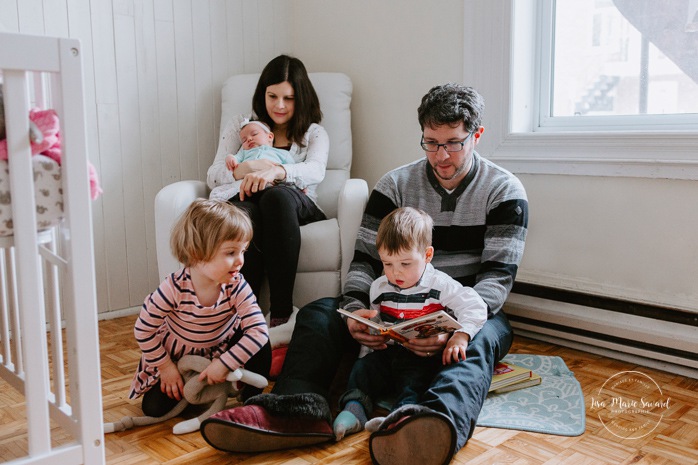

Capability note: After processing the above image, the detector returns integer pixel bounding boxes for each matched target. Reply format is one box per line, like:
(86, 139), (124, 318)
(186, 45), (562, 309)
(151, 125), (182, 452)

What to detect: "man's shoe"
(200, 404), (333, 452)
(200, 393), (334, 452)
(368, 405), (457, 465)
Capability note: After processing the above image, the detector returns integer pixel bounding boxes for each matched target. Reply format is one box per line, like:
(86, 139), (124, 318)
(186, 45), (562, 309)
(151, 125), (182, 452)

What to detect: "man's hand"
(403, 332), (450, 358)
(159, 359), (184, 400)
(442, 332), (470, 365)
(198, 358), (230, 385)
(346, 309), (389, 350)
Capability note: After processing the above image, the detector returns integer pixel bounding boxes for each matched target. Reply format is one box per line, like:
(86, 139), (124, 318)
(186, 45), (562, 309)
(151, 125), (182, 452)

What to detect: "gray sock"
(333, 400), (368, 440)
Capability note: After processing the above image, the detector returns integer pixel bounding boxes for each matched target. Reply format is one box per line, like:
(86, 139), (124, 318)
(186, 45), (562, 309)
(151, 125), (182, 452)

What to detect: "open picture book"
(337, 308), (462, 344)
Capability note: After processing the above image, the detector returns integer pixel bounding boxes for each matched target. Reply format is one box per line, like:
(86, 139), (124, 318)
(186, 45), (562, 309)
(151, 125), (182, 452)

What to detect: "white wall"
(0, 0), (293, 315)
(516, 174), (698, 311)
(2, 0), (695, 315)
(292, 0), (466, 190)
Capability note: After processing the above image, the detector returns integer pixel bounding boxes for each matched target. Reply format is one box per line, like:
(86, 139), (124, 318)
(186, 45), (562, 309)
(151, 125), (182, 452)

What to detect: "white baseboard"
(511, 328), (698, 379)
(98, 306), (140, 321)
(504, 293), (698, 379)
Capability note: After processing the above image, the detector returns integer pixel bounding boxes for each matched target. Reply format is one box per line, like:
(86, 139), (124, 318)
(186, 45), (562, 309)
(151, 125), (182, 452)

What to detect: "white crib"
(0, 32), (105, 464)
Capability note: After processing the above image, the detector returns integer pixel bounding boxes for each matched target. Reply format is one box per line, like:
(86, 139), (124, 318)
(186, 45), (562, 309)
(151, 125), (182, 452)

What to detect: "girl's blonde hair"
(170, 199), (253, 266)
(376, 207), (433, 254)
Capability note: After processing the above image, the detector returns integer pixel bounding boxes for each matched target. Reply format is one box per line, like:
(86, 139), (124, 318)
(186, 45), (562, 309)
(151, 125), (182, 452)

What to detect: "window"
(539, 0), (698, 130)
(464, 1), (698, 180)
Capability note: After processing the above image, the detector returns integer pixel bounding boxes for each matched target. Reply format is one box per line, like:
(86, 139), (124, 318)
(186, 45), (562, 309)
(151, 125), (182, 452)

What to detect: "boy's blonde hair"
(376, 207), (433, 255)
(170, 199), (253, 266)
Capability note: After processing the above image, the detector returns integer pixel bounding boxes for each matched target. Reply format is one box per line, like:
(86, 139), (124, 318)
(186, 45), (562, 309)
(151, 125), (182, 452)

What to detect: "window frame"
(463, 0), (698, 181)
(538, 0), (698, 132)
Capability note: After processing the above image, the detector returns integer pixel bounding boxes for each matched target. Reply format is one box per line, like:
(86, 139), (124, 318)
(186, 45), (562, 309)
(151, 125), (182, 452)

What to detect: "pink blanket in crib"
(0, 108), (102, 200)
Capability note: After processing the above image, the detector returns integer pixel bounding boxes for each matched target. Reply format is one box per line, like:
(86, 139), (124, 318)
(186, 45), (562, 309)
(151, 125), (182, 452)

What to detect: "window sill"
(489, 132), (698, 180)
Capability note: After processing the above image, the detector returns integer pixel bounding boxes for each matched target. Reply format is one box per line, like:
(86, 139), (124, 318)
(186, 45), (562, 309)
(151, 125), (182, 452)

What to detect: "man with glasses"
(201, 84), (528, 465)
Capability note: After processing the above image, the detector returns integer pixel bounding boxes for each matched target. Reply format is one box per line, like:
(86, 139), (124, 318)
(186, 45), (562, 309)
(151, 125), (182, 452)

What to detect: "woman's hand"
(346, 309), (389, 350)
(159, 359), (184, 400)
(237, 163), (286, 201)
(442, 332), (470, 365)
(403, 332), (451, 358)
(232, 159), (278, 179)
(198, 358), (230, 385)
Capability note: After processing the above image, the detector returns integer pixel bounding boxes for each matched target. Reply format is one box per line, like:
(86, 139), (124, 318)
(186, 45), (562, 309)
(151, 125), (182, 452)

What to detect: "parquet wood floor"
(1, 315), (696, 464)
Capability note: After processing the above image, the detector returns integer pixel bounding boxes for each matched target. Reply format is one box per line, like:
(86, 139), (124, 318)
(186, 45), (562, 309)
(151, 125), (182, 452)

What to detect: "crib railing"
(0, 32), (105, 465)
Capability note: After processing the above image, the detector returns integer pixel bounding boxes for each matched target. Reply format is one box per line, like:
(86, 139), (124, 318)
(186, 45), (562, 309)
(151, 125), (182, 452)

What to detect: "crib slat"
(7, 248), (23, 374)
(54, 37), (106, 464)
(0, 251), (12, 368)
(44, 229), (67, 408)
(3, 69), (52, 455)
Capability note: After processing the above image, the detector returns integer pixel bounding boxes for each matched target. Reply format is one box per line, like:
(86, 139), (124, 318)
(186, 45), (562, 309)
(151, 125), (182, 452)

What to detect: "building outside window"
(549, 0), (698, 119)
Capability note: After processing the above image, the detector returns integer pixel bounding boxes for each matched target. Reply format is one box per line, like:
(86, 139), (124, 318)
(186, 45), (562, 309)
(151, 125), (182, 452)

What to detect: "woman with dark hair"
(206, 55), (328, 331)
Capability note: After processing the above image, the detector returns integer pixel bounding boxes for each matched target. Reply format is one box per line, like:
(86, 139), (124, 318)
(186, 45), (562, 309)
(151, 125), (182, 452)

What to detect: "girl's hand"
(346, 309), (389, 350)
(442, 332), (470, 365)
(159, 359), (184, 400)
(198, 358), (230, 385)
(225, 154), (238, 172)
(403, 332), (450, 358)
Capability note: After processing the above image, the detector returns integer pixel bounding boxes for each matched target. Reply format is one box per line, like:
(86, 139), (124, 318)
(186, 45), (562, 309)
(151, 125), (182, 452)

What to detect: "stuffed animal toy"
(0, 84), (44, 145)
(104, 355), (268, 435)
(0, 84), (103, 200)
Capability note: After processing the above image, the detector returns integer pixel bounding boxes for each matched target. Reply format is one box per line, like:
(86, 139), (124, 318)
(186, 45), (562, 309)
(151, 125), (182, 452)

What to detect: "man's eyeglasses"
(420, 132), (474, 152)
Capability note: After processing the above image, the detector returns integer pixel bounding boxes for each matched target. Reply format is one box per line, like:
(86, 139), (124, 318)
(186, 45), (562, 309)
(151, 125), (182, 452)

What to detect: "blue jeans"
(420, 311), (513, 448)
(272, 297), (513, 450)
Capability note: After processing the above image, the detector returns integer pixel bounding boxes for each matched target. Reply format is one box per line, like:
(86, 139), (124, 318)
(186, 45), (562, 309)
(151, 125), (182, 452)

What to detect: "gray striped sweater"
(341, 153), (528, 317)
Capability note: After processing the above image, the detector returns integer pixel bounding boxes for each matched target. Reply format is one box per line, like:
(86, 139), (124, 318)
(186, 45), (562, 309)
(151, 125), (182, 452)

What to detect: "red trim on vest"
(379, 302), (445, 320)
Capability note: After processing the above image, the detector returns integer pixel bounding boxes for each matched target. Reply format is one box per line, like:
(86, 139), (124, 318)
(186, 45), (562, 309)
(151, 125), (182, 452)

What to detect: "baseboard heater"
(504, 283), (698, 378)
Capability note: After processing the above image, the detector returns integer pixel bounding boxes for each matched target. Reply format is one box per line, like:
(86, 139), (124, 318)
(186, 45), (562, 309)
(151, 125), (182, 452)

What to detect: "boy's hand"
(442, 332), (470, 365)
(159, 359), (184, 400)
(198, 358), (230, 385)
(225, 154), (239, 172)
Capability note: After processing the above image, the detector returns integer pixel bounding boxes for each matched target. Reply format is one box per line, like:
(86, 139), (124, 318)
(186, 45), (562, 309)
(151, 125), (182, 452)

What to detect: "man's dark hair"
(417, 83), (484, 132)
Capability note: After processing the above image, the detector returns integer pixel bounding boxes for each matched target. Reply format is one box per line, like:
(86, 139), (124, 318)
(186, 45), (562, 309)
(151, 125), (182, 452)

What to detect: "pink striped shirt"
(129, 268), (268, 399)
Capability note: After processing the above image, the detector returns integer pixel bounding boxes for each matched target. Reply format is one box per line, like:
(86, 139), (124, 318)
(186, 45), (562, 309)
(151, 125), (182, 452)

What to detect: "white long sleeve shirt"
(369, 263), (487, 340)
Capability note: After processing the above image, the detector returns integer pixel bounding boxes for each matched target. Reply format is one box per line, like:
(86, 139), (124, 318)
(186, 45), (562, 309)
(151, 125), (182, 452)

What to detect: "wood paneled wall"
(0, 0), (293, 315)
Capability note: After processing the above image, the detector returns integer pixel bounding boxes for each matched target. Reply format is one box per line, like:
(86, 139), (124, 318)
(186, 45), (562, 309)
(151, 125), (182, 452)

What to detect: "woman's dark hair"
(252, 55), (322, 147)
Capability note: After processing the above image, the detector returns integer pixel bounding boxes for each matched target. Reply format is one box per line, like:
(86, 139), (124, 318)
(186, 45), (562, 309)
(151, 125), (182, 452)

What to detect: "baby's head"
(376, 207), (434, 289)
(170, 199), (253, 267)
(240, 120), (273, 150)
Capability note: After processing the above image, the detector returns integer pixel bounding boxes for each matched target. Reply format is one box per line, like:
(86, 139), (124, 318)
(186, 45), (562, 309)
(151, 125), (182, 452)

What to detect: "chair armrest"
(337, 178), (369, 287)
(154, 180), (208, 281)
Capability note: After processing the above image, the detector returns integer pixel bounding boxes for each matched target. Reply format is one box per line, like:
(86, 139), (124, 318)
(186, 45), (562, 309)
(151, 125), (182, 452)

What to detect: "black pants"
(141, 340), (272, 417)
(230, 186), (325, 319)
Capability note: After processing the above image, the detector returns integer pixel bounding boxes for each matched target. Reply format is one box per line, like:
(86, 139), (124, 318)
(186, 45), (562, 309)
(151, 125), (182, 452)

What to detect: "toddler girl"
(129, 199), (270, 417)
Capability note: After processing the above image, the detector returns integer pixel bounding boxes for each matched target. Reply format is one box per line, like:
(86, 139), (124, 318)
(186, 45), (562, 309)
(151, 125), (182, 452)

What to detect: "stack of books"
(489, 361), (542, 394)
